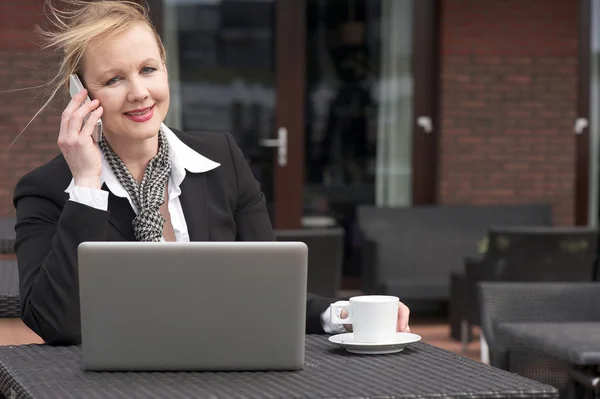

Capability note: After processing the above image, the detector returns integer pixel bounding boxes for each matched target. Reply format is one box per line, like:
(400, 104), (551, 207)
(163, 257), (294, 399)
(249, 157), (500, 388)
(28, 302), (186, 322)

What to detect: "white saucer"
(328, 332), (422, 355)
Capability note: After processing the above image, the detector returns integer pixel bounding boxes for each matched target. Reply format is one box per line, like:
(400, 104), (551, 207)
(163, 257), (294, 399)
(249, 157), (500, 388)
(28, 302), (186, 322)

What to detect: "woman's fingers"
(397, 302), (410, 332)
(56, 89), (104, 188)
(67, 98), (100, 138)
(340, 308), (353, 332)
(58, 89), (90, 143)
(80, 106), (103, 140)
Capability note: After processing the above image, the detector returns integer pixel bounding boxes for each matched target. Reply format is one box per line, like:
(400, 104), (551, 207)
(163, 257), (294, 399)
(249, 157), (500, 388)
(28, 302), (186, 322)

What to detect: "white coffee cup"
(330, 295), (399, 343)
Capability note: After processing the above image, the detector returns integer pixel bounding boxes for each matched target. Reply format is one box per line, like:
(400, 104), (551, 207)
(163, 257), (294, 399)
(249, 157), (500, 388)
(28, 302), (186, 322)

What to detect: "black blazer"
(13, 129), (332, 345)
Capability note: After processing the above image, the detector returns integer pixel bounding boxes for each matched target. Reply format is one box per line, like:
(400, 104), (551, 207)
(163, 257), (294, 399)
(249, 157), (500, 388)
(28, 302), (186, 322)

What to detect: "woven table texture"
(0, 336), (558, 399)
(0, 260), (19, 318)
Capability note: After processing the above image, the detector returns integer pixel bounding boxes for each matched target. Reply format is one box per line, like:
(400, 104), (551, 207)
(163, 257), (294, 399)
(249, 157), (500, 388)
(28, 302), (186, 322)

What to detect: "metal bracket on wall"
(574, 117), (589, 135)
(417, 116), (434, 134)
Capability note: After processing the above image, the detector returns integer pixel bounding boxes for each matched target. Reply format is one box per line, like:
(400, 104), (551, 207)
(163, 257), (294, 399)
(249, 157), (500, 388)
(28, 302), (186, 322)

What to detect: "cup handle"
(330, 301), (351, 324)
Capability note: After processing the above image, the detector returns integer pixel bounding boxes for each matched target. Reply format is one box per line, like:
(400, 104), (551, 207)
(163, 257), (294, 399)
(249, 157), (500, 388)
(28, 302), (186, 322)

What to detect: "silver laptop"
(77, 241), (308, 371)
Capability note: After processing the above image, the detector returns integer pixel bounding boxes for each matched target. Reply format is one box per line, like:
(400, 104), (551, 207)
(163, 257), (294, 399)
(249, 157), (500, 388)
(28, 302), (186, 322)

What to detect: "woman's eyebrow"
(97, 58), (160, 79)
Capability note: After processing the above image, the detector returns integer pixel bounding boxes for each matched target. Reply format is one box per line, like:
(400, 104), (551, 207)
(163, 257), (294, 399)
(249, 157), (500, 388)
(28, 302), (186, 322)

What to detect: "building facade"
(0, 0), (591, 239)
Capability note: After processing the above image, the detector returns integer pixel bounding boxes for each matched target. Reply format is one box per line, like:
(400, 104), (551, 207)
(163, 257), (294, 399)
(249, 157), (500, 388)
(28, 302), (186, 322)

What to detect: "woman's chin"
(121, 121), (162, 140)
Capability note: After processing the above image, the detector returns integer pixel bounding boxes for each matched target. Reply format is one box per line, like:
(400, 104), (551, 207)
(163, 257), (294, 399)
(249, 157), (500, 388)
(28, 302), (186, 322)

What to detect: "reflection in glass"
(591, 0), (600, 225)
(164, 0), (276, 218)
(305, 0), (414, 275)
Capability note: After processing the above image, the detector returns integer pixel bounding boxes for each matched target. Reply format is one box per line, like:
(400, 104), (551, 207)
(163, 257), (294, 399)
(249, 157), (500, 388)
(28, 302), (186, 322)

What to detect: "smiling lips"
(124, 105), (154, 122)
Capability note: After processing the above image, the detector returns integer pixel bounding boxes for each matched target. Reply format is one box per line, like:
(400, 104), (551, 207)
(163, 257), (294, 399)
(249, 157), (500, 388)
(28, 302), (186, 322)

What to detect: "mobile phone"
(69, 74), (103, 142)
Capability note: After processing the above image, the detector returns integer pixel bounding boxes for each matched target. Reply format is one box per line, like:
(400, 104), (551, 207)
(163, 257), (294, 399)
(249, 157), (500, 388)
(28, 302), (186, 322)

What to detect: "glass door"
(160, 0), (305, 229)
(304, 0), (438, 276)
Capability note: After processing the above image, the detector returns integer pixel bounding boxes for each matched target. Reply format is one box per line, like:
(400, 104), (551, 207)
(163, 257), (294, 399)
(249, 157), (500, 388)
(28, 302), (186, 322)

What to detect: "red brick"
(439, 0), (577, 225)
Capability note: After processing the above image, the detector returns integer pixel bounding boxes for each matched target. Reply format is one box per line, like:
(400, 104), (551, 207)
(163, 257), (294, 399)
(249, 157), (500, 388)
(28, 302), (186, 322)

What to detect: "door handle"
(259, 127), (288, 167)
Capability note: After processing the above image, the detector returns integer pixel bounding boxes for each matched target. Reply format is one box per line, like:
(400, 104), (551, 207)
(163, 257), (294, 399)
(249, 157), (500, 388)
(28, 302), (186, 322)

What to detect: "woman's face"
(82, 23), (169, 144)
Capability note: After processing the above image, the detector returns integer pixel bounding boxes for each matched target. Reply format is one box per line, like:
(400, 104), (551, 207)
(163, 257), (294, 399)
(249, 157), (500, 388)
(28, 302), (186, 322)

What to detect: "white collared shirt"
(64, 123), (344, 334)
(64, 124), (220, 242)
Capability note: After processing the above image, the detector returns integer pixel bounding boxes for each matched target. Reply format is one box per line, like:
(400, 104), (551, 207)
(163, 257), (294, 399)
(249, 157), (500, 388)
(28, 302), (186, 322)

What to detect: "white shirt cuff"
(69, 185), (109, 211)
(320, 305), (347, 334)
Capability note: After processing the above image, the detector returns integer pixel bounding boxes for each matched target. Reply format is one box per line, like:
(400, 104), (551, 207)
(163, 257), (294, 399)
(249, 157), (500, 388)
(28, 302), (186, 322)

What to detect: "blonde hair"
(9, 0), (165, 148)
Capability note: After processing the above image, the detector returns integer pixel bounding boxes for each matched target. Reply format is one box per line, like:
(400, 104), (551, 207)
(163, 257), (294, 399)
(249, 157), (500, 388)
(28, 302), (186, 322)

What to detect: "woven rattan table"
(0, 260), (19, 318)
(0, 336), (558, 399)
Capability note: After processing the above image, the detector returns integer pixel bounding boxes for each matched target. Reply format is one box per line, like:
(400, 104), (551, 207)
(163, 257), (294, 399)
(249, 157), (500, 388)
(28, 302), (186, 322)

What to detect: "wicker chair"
(477, 282), (600, 397)
(0, 260), (19, 318)
(0, 217), (16, 254)
(357, 204), (552, 301)
(275, 228), (344, 298)
(452, 227), (598, 344)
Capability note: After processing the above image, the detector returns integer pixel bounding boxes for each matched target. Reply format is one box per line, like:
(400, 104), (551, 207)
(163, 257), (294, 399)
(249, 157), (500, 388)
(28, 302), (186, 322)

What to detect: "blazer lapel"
(106, 185), (136, 241)
(179, 172), (209, 241)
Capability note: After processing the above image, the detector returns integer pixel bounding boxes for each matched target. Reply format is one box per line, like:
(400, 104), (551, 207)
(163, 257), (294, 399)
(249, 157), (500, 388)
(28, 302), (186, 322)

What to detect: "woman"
(13, 0), (410, 345)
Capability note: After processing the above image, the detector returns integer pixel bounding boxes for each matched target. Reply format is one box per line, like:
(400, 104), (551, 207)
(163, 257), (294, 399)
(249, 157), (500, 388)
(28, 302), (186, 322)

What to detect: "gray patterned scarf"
(99, 129), (172, 242)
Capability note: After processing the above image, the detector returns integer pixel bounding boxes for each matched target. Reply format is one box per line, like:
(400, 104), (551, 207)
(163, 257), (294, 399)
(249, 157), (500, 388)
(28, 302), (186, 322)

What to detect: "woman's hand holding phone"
(57, 89), (104, 189)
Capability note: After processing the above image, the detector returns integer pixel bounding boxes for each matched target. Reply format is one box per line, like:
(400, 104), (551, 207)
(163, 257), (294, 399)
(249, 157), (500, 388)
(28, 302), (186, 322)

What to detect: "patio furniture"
(0, 335), (559, 398)
(477, 282), (600, 397)
(0, 260), (19, 318)
(276, 227), (344, 298)
(0, 217), (16, 254)
(495, 322), (600, 398)
(452, 227), (598, 344)
(357, 204), (552, 300)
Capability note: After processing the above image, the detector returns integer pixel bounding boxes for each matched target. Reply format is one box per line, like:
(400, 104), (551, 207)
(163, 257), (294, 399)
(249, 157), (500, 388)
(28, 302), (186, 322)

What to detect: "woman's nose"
(126, 79), (150, 103)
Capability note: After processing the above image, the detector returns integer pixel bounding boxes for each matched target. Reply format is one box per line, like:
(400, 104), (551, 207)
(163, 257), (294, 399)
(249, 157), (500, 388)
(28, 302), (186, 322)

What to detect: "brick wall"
(439, 0), (579, 226)
(0, 0), (64, 217)
(0, 0), (583, 226)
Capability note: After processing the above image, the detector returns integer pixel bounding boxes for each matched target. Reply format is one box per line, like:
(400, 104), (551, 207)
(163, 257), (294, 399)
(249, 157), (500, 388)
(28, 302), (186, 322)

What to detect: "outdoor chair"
(477, 282), (600, 397)
(275, 227), (344, 298)
(451, 227), (598, 345)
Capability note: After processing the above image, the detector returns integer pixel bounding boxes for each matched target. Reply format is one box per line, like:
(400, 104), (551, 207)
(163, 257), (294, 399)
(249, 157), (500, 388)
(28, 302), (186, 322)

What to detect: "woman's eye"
(106, 76), (121, 86)
(141, 67), (156, 74)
